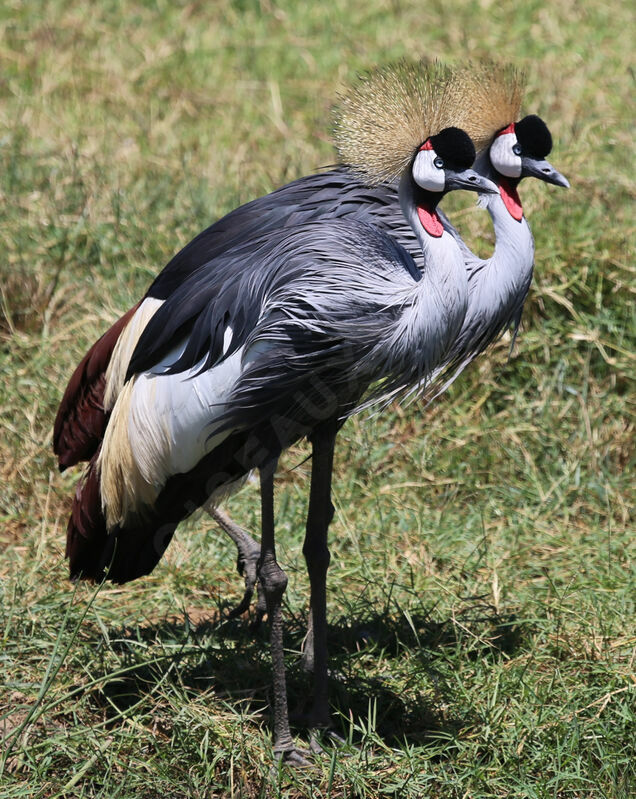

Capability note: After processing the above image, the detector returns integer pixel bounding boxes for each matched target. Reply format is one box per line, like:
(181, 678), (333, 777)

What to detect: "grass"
(0, 0), (634, 796)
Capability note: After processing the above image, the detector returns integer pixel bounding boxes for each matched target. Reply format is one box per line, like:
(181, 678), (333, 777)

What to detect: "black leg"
(209, 507), (266, 621)
(301, 419), (337, 728)
(258, 460), (308, 764)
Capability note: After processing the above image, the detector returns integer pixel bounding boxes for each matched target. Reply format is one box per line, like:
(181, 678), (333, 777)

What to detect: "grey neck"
(398, 171), (446, 269)
(472, 150), (533, 266)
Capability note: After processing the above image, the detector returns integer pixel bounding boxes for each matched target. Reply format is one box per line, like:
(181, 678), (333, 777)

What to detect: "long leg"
(300, 419), (338, 727)
(209, 507), (266, 621)
(258, 460), (307, 764)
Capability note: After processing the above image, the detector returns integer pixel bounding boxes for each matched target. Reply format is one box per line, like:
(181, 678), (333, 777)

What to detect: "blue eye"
(433, 157), (444, 168)
(512, 144), (522, 156)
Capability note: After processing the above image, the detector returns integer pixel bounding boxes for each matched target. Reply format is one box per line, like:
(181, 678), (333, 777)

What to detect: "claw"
(275, 746), (314, 767)
(227, 585), (255, 619)
(209, 506), (264, 620)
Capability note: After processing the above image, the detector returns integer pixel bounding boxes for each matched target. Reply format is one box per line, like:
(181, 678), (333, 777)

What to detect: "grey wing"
(147, 168), (421, 300)
(130, 216), (419, 409)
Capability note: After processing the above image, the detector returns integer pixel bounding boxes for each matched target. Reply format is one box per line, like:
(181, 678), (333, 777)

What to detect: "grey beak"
(521, 157), (570, 188)
(445, 168), (499, 195)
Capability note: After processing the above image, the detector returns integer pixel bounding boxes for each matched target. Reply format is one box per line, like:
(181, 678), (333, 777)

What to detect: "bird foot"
(226, 575), (267, 625)
(223, 535), (266, 622)
(309, 731), (325, 754)
(226, 586), (254, 619)
(274, 744), (314, 768)
(211, 507), (266, 621)
(289, 706), (356, 757)
(226, 575), (266, 620)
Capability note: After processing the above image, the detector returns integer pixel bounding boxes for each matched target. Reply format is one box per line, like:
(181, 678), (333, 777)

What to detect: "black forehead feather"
(428, 127), (476, 169)
(515, 114), (552, 158)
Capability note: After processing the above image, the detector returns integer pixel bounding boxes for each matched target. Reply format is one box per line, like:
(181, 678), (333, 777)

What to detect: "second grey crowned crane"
(63, 64), (497, 762)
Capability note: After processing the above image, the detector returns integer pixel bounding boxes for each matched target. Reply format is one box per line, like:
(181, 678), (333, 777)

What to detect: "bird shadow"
(91, 595), (525, 750)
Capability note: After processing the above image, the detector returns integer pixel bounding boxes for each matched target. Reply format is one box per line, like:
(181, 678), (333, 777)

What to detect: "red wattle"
(499, 177), (523, 221)
(417, 205), (444, 237)
(497, 122), (515, 137)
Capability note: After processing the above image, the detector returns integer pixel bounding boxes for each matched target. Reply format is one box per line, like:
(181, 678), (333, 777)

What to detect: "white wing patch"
(99, 379), (157, 529)
(99, 327), (275, 530)
(104, 297), (164, 410)
(129, 343), (245, 483)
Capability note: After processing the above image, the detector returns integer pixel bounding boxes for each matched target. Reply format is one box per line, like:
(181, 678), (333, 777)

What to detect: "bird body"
(62, 124), (567, 586)
(54, 61), (523, 474)
(70, 175), (483, 582)
(62, 115), (496, 766)
(55, 131), (566, 476)
(54, 60), (568, 761)
(52, 172), (414, 472)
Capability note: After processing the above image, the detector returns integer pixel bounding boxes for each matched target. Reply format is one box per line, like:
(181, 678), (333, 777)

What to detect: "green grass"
(0, 0), (634, 796)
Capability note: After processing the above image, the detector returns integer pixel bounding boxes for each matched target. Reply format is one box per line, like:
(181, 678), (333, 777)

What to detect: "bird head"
(333, 59), (570, 232)
(412, 127), (497, 194)
(490, 115), (569, 187)
(333, 59), (527, 185)
(409, 127), (498, 236)
(487, 115), (569, 219)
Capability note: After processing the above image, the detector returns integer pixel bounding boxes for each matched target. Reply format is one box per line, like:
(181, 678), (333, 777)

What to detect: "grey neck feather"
(397, 170), (454, 274)
(473, 149), (533, 262)
(428, 148), (537, 401)
(393, 169), (469, 380)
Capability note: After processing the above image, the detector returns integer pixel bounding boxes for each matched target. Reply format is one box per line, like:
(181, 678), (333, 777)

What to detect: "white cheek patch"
(490, 133), (522, 178)
(412, 149), (445, 192)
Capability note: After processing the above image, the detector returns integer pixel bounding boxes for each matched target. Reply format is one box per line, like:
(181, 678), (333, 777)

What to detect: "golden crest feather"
(333, 59), (524, 184)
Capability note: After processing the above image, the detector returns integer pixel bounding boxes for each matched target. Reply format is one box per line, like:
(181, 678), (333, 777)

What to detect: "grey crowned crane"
(53, 62), (568, 621)
(59, 63), (499, 762)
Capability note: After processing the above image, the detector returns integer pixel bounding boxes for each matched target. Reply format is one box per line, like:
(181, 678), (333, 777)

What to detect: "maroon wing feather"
(65, 448), (178, 584)
(65, 453), (109, 581)
(53, 303), (141, 471)
(66, 428), (255, 584)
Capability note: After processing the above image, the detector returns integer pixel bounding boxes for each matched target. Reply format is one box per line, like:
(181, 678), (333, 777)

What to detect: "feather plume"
(104, 297), (164, 410)
(53, 303), (140, 470)
(458, 61), (524, 149)
(333, 59), (524, 184)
